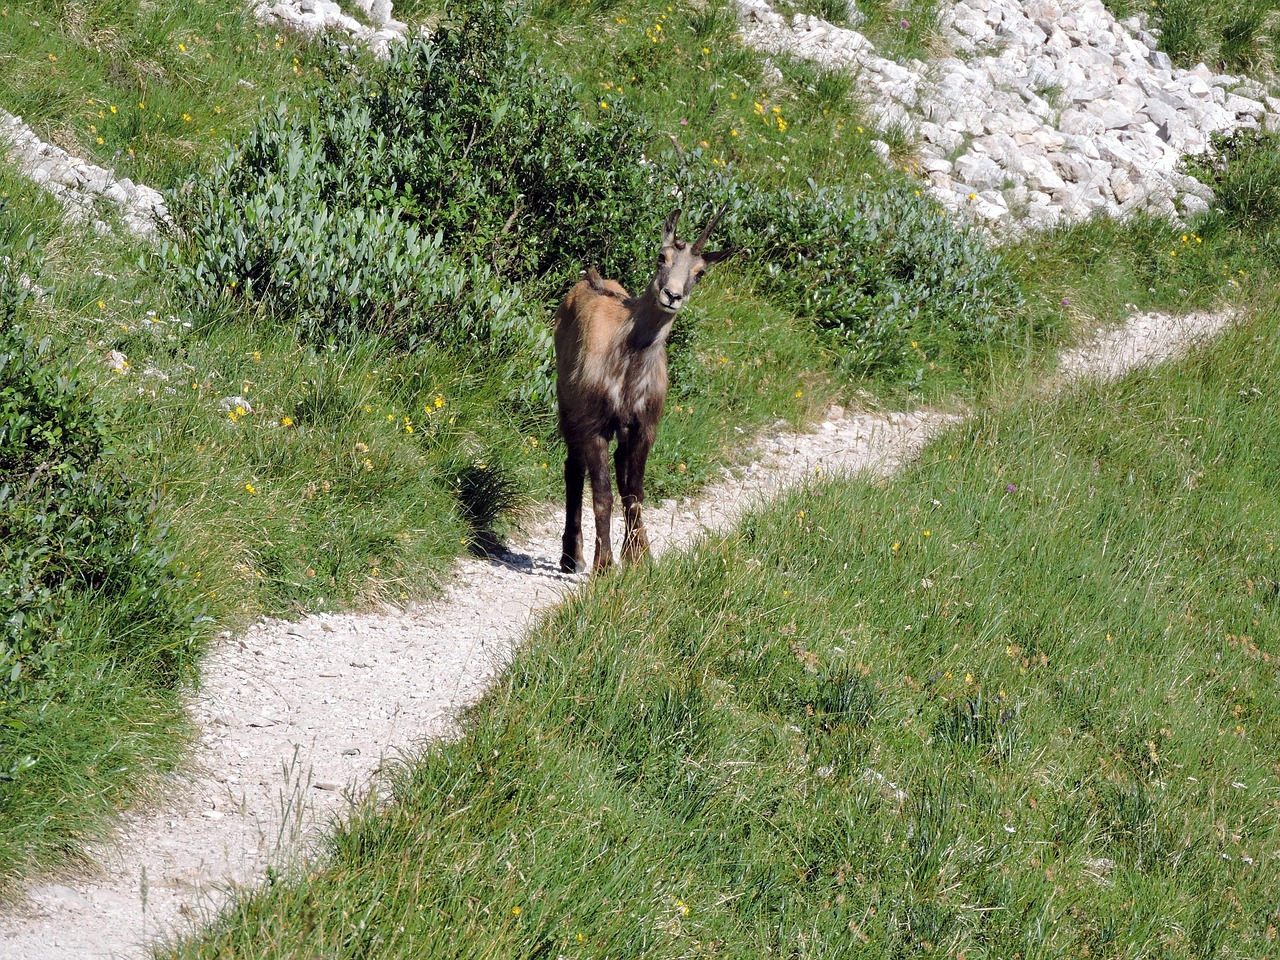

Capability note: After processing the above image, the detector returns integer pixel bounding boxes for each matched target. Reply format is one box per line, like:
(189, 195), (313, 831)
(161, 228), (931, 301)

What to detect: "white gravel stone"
(1, 111), (171, 239)
(251, 0), (409, 56)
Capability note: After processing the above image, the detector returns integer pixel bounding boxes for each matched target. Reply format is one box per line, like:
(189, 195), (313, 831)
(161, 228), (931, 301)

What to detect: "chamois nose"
(662, 288), (684, 306)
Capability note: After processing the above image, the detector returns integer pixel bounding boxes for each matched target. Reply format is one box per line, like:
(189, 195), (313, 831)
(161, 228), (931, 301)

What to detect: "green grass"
(83, 272), (821, 619)
(0, 180), (206, 888)
(0, 654), (196, 894)
(0, 0), (321, 188)
(1007, 212), (1255, 335)
(160, 301), (1280, 959)
(1101, 0), (1279, 74)
(516, 0), (892, 193)
(787, 0), (943, 63)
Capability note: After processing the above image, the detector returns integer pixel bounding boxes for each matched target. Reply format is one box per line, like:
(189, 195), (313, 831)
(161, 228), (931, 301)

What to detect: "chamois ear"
(699, 247), (737, 265)
(661, 209), (682, 247)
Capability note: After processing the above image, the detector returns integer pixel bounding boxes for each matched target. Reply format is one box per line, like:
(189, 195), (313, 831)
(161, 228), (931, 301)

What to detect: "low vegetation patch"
(162, 0), (658, 411)
(0, 243), (202, 889)
(1102, 0), (1280, 74)
(1182, 128), (1280, 249)
(0, 0), (316, 188)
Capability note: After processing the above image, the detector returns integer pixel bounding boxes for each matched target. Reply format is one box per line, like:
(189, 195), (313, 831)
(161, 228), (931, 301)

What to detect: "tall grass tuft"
(1110, 0), (1278, 73)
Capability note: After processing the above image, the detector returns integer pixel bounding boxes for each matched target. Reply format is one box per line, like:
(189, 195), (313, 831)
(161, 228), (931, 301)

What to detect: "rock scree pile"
(736, 0), (1275, 229)
(250, 0), (411, 57)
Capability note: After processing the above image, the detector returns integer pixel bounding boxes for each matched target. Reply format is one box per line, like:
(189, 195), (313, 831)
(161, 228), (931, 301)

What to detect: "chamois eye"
(656, 254), (668, 266)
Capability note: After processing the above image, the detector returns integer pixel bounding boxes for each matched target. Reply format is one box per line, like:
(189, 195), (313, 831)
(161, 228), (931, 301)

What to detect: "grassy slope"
(0, 0), (321, 887)
(0, 0), (1272, 909)
(0, 0), (313, 188)
(165, 300), (1280, 959)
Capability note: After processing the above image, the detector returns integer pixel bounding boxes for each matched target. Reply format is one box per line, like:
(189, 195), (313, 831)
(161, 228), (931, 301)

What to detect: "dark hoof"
(560, 554), (585, 574)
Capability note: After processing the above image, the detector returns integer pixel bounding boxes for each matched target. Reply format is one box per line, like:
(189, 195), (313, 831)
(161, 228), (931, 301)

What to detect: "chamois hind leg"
(618, 426), (654, 565)
(560, 448), (587, 573)
(583, 434), (615, 572)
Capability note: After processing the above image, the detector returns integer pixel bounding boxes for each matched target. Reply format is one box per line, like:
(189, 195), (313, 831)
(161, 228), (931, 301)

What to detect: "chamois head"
(650, 203), (735, 315)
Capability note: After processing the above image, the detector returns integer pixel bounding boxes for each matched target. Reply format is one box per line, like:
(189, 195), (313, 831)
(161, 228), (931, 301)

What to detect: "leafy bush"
(668, 164), (1025, 379)
(164, 0), (1025, 396)
(162, 0), (654, 411)
(753, 184), (1024, 376)
(0, 255), (198, 703)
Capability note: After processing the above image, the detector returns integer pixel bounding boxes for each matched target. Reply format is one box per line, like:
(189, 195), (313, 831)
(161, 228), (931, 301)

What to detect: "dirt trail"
(0, 308), (1234, 959)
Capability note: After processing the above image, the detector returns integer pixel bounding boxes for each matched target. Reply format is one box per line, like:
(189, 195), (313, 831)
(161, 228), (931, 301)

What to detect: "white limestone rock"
(733, 0), (1263, 231)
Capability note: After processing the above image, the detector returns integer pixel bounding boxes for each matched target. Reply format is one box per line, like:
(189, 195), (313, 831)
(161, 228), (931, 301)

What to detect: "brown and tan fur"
(554, 205), (734, 573)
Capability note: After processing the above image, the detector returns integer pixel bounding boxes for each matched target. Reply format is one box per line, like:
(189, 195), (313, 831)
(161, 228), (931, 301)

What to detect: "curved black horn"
(691, 201), (730, 255)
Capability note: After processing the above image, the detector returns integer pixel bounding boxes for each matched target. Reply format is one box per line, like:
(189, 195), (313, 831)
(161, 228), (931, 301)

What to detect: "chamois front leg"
(583, 433), (615, 572)
(560, 448), (587, 573)
(617, 425), (655, 565)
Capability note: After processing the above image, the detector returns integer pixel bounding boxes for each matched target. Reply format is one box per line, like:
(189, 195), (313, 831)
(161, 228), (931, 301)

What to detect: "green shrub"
(162, 0), (654, 411)
(668, 165), (1026, 380)
(757, 185), (1024, 376)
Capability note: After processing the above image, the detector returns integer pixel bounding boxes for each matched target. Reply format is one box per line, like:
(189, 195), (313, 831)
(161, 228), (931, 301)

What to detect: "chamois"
(554, 204), (734, 573)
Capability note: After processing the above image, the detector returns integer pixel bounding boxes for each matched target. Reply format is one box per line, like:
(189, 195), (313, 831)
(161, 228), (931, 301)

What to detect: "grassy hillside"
(2, 0), (1276, 910)
(163, 299), (1280, 959)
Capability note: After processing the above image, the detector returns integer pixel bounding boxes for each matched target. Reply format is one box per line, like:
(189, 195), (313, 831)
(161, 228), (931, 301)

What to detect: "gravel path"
(0, 305), (1236, 959)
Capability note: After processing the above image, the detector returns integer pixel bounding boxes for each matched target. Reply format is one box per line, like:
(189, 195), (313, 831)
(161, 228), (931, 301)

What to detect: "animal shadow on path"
(468, 531), (580, 582)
